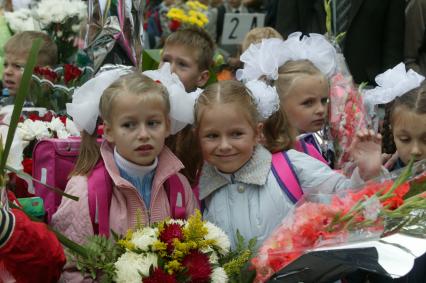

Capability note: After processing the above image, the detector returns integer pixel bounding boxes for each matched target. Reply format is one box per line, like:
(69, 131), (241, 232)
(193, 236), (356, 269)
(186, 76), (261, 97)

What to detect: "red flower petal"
(182, 250), (212, 283)
(159, 223), (184, 253)
(143, 268), (177, 283)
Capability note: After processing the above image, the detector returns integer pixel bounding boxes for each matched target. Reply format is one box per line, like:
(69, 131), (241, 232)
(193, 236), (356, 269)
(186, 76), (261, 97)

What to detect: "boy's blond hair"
(164, 27), (214, 71)
(4, 31), (58, 66)
(241, 27), (283, 52)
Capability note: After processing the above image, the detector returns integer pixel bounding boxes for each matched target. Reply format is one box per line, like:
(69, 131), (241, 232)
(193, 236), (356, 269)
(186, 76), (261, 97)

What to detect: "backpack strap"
(88, 160), (113, 237)
(271, 151), (303, 203)
(295, 139), (328, 165)
(165, 174), (186, 220)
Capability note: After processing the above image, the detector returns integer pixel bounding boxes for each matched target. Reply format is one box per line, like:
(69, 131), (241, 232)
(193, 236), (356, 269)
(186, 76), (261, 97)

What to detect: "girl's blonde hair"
(275, 59), (327, 100)
(70, 72), (170, 176)
(381, 81), (426, 153)
(195, 80), (294, 153)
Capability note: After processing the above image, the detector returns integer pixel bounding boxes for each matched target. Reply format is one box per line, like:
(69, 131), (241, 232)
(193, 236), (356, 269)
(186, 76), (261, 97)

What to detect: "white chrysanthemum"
(49, 117), (66, 133)
(114, 252), (158, 283)
(211, 267), (228, 283)
(34, 0), (87, 27)
(17, 119), (51, 141)
(4, 9), (38, 33)
(131, 227), (158, 251)
(204, 222), (231, 255)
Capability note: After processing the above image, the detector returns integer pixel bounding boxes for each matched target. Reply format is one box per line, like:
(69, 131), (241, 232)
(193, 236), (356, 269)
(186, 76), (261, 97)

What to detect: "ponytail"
(263, 110), (296, 153)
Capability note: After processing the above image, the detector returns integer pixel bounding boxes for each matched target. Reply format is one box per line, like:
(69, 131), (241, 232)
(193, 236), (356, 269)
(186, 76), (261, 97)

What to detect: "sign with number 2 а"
(221, 13), (265, 45)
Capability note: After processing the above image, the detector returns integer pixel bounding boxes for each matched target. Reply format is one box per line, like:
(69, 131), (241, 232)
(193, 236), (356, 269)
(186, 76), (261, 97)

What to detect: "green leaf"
(6, 165), (79, 201)
(0, 39), (43, 176)
(142, 49), (161, 71)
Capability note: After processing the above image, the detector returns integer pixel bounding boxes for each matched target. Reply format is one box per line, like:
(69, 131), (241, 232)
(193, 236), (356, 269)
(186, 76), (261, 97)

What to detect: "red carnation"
(143, 268), (177, 283)
(182, 250), (212, 283)
(159, 223), (184, 253)
(64, 64), (82, 84)
(34, 66), (58, 82)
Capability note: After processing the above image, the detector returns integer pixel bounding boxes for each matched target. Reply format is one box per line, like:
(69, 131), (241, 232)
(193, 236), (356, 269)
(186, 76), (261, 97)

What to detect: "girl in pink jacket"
(52, 66), (199, 282)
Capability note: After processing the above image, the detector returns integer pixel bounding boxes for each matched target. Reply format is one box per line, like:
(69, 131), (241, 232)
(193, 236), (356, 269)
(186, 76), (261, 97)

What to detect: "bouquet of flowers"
(29, 64), (93, 113)
(69, 211), (253, 283)
(328, 73), (368, 170)
(4, 0), (87, 62)
(34, 0), (87, 62)
(252, 160), (426, 282)
(166, 1), (209, 32)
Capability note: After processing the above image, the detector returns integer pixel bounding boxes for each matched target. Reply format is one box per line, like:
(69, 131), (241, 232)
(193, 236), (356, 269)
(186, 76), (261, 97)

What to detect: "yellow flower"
(117, 230), (135, 250)
(166, 260), (183, 274)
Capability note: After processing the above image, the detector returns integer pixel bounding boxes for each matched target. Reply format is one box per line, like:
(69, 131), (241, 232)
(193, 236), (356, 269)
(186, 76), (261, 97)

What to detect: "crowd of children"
(0, 6), (425, 283)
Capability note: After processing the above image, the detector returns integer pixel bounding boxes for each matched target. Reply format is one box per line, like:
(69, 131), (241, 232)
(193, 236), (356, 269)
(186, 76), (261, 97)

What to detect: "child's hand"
(350, 129), (383, 181)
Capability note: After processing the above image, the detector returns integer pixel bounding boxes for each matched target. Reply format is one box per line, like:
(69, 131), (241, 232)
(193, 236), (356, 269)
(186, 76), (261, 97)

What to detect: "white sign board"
(221, 13), (265, 45)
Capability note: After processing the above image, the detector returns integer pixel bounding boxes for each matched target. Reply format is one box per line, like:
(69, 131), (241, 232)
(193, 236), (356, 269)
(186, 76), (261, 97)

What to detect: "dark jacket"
(275, 0), (405, 85)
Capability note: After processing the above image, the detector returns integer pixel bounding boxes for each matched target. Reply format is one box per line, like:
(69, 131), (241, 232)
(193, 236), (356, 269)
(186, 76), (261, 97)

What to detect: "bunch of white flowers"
(4, 8), (38, 33)
(34, 0), (87, 28)
(16, 117), (80, 141)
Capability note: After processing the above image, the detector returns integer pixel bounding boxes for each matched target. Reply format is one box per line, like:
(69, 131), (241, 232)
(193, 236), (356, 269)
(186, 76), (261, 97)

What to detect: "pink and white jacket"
(51, 142), (198, 282)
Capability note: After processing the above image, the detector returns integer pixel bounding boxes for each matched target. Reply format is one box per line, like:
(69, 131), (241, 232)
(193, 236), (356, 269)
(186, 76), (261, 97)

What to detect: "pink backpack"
(271, 151), (303, 203)
(32, 138), (186, 227)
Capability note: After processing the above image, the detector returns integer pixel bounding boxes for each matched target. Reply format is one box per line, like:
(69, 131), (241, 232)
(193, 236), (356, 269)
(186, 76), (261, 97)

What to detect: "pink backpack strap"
(271, 151), (303, 203)
(88, 160), (113, 237)
(295, 139), (328, 165)
(165, 174), (186, 220)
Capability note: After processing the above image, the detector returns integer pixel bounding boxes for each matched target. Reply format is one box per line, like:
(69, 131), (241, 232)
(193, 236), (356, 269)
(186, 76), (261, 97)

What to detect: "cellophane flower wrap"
(166, 1), (209, 32)
(252, 160), (426, 282)
(70, 211), (254, 283)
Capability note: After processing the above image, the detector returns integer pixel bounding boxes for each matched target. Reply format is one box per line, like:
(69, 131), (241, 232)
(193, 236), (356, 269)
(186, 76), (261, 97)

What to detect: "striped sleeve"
(0, 207), (15, 249)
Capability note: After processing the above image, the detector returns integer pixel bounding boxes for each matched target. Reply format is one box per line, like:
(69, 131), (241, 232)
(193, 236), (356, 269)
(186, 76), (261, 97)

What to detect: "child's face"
(197, 102), (261, 173)
(2, 52), (26, 96)
(104, 94), (170, 166)
(392, 108), (426, 164)
(281, 75), (329, 133)
(160, 44), (208, 92)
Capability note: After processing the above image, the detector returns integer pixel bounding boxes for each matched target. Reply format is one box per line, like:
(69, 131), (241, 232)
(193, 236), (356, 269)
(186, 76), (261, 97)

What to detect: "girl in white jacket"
(194, 80), (383, 249)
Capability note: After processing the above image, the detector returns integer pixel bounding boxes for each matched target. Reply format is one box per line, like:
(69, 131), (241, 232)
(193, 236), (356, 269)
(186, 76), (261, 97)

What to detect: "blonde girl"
(195, 80), (383, 249)
(52, 67), (198, 282)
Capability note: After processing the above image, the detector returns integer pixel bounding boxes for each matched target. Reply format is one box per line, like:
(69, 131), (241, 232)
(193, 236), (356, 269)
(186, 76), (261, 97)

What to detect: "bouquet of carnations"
(252, 160), (426, 283)
(29, 64), (93, 113)
(166, 1), (209, 32)
(68, 211), (253, 283)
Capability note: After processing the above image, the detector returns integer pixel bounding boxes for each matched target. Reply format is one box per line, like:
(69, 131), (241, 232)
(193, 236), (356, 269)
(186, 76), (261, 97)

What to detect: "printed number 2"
(229, 17), (239, 39)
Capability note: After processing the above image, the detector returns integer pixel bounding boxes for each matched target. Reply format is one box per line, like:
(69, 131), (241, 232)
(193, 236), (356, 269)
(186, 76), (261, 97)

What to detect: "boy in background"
(160, 27), (214, 187)
(1, 31), (57, 103)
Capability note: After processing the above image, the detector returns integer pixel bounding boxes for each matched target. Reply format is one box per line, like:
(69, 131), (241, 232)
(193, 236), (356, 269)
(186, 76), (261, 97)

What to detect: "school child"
(52, 67), (198, 281)
(0, 190), (66, 283)
(160, 26), (213, 92)
(160, 27), (215, 186)
(195, 80), (384, 248)
(1, 31), (58, 102)
(237, 34), (336, 164)
(354, 64), (426, 283)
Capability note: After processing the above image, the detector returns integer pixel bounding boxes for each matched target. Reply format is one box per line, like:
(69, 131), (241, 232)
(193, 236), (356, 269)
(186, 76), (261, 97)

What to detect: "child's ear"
(103, 122), (114, 143)
(196, 70), (210, 87)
